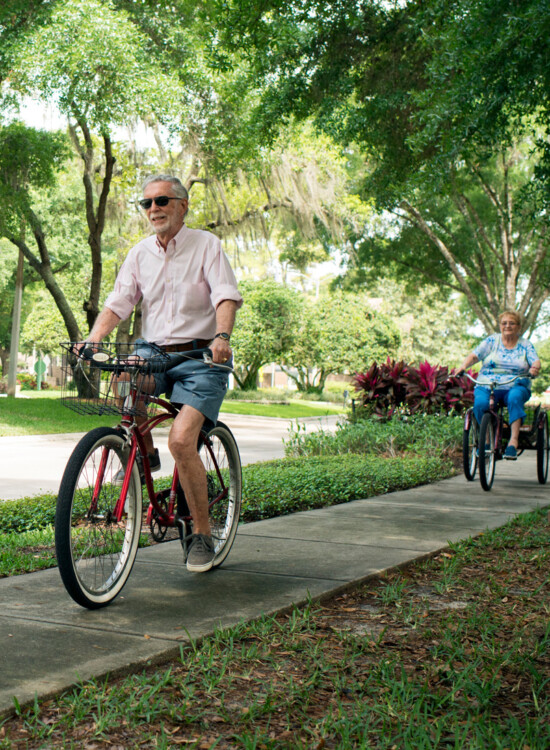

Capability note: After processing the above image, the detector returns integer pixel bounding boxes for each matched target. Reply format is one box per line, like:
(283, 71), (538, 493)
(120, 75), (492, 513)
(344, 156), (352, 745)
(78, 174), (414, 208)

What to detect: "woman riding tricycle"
(458, 311), (547, 490)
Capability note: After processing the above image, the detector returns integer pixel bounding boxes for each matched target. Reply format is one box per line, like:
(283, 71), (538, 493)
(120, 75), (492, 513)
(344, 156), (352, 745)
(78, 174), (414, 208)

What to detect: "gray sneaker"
(186, 534), (216, 573)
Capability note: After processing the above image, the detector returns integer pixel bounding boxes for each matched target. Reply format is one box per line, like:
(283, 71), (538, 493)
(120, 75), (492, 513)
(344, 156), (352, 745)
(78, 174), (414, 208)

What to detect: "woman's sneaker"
(504, 445), (518, 460)
(186, 534), (215, 572)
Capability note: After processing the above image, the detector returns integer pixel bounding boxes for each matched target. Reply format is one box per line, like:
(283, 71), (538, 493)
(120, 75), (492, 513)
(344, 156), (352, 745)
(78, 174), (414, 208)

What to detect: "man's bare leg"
(168, 404), (210, 536)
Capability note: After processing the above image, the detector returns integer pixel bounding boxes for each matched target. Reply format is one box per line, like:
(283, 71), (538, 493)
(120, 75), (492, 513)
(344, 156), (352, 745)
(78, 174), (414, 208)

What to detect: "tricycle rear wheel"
(536, 411), (549, 484)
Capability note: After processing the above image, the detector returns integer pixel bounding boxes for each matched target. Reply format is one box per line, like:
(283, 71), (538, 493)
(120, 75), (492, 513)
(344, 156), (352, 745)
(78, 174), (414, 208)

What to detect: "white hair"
(141, 174), (189, 200)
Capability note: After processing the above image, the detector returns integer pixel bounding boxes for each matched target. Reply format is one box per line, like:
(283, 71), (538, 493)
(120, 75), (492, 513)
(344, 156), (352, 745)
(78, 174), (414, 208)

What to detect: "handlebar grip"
(146, 347), (214, 373)
(456, 369), (465, 377)
(169, 348), (213, 366)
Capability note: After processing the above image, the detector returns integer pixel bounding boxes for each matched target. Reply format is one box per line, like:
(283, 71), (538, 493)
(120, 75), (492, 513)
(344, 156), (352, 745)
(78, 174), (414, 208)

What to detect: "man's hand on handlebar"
(72, 341), (101, 359)
(209, 336), (232, 365)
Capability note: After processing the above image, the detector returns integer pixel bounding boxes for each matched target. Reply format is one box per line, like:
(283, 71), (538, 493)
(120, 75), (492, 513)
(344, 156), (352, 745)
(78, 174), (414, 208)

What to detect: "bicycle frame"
(106, 385), (230, 534)
(72, 345), (234, 529)
(463, 371), (533, 458)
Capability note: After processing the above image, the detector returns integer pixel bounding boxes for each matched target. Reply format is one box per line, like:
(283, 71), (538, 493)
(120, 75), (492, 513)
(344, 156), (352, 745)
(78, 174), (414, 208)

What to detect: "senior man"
(85, 174), (242, 572)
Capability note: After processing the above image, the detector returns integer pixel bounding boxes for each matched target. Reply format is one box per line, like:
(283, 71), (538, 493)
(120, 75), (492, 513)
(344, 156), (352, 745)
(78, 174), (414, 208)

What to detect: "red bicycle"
(55, 342), (242, 609)
(461, 372), (549, 491)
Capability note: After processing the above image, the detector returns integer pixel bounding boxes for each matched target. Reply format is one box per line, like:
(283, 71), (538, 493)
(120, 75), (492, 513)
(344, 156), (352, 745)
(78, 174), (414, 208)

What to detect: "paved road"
(0, 413), (340, 501)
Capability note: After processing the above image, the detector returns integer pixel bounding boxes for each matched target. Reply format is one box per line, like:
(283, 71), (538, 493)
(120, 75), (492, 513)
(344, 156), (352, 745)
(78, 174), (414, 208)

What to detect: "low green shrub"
(0, 493), (58, 533)
(0, 453), (453, 534)
(241, 453), (453, 522)
(284, 413), (463, 458)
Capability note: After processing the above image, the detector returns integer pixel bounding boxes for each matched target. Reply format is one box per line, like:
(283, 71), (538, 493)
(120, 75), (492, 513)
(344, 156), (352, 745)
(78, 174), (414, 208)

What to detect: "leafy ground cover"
(1, 507), (548, 748)
(0, 452), (453, 576)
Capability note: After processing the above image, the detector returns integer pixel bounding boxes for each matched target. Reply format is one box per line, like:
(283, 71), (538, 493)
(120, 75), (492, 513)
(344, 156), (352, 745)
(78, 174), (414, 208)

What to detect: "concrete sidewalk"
(0, 453), (547, 718)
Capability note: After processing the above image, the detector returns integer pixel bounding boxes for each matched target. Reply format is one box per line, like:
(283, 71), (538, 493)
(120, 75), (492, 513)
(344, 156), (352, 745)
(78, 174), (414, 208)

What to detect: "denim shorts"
(133, 340), (229, 429)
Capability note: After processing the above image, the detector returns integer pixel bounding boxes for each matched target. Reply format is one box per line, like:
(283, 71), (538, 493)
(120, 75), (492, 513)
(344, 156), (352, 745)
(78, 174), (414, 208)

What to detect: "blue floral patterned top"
(474, 334), (538, 390)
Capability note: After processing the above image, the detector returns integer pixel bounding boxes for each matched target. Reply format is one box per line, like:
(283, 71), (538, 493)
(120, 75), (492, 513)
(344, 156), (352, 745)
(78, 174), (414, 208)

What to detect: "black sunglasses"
(138, 196), (182, 209)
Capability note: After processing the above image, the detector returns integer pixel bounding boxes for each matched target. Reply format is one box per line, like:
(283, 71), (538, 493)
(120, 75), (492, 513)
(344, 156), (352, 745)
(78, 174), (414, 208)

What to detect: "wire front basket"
(60, 342), (171, 417)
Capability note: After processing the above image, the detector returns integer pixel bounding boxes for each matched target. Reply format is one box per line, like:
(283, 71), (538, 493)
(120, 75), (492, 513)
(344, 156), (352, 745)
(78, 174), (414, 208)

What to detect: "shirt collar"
(154, 223), (188, 253)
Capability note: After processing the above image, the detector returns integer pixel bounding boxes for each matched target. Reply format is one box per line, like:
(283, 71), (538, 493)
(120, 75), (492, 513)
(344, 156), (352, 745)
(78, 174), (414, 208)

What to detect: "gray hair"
(141, 174), (189, 200)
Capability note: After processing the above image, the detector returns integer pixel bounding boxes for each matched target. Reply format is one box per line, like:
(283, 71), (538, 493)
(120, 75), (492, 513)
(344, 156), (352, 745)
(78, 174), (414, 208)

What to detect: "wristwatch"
(214, 332), (231, 342)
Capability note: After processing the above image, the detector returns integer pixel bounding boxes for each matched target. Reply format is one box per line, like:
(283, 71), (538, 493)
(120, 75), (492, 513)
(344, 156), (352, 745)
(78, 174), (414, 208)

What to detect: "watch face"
(217, 332), (230, 341)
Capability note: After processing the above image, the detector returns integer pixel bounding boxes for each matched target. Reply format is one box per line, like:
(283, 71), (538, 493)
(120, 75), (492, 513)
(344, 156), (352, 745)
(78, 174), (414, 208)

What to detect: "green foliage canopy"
(214, 0), (550, 333)
(9, 0), (179, 132)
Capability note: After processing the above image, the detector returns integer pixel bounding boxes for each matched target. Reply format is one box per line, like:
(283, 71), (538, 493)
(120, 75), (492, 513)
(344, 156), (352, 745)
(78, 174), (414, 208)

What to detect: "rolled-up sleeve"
(205, 239), (243, 310)
(104, 249), (142, 321)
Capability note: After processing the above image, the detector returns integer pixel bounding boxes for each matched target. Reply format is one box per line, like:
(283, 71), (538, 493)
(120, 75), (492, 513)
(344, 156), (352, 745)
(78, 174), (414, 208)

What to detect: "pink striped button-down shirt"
(105, 225), (242, 346)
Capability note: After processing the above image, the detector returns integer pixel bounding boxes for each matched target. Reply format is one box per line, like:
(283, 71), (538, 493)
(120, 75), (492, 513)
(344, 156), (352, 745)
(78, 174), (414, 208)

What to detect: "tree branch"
(398, 200), (496, 332)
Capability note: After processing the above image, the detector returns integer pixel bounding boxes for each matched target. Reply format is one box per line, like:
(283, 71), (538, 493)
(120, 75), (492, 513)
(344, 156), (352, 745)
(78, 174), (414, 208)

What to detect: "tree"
(0, 240), (32, 375)
(7, 0), (180, 332)
(21, 283), (88, 355)
(342, 278), (477, 367)
(231, 279), (303, 390)
(345, 145), (550, 335)
(0, 122), (82, 341)
(411, 0), (550, 201)
(215, 0), (550, 334)
(281, 291), (401, 393)
(530, 338), (550, 394)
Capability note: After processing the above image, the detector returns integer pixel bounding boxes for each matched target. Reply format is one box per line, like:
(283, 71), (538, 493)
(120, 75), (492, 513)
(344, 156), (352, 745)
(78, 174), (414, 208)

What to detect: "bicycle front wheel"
(537, 411), (549, 484)
(478, 413), (496, 491)
(55, 427), (142, 609)
(198, 421), (242, 568)
(462, 409), (478, 481)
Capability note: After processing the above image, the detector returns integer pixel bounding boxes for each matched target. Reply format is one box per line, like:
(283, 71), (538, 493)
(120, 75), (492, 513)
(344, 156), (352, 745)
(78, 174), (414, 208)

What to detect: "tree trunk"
(69, 116), (116, 334)
(8, 213), (82, 342)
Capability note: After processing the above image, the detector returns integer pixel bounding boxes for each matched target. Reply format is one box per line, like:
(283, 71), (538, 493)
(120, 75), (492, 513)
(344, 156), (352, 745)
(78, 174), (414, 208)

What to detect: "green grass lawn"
(2, 507), (548, 747)
(0, 394), (343, 436)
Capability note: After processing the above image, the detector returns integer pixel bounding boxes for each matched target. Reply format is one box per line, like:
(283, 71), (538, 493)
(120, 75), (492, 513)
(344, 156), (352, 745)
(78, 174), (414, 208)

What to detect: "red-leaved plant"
(353, 357), (408, 418)
(353, 360), (475, 417)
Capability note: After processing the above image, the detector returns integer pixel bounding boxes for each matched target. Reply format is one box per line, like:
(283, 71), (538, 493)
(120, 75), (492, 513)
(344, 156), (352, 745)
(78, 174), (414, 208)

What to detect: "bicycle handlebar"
(80, 346), (218, 373)
(74, 343), (235, 374)
(456, 370), (532, 387)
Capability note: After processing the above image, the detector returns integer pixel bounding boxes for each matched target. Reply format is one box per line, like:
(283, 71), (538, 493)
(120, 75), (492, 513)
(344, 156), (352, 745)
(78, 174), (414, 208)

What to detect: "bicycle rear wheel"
(55, 427), (142, 609)
(478, 413), (496, 491)
(537, 411), (549, 484)
(462, 409), (478, 481)
(198, 421), (242, 567)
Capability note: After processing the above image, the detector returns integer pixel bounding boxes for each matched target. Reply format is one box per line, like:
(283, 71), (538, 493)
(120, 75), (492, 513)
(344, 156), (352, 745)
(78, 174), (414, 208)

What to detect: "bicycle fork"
(88, 440), (138, 523)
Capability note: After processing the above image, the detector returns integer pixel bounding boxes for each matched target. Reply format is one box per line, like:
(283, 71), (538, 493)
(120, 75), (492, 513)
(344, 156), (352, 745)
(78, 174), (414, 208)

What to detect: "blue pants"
(473, 385), (530, 426)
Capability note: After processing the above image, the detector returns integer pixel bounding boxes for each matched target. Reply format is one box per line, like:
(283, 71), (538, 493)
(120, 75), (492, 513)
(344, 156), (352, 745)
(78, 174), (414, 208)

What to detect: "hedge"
(240, 453), (454, 522)
(0, 453), (454, 535)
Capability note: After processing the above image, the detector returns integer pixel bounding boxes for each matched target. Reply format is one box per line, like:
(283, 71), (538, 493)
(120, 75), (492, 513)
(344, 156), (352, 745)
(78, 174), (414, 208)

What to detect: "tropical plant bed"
(1, 508), (548, 747)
